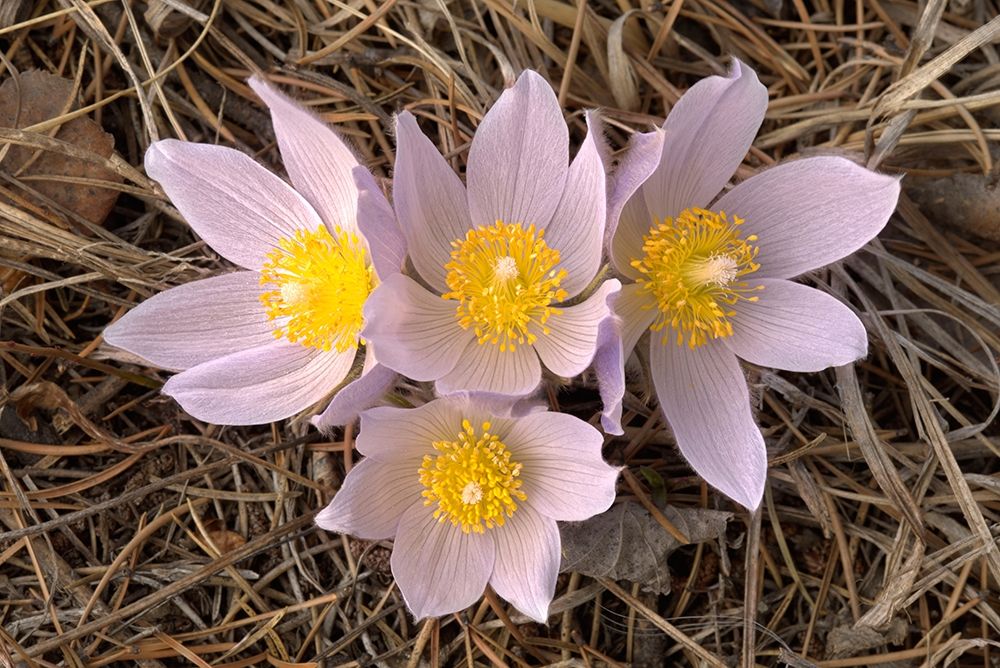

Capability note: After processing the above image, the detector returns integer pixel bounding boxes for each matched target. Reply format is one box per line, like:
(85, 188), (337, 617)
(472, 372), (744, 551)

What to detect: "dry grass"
(1, 0), (999, 666)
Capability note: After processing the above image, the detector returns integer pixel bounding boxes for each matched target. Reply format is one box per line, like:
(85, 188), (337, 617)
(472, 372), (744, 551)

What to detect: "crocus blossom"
(104, 76), (404, 426)
(361, 71), (620, 398)
(598, 59), (900, 509)
(316, 396), (620, 621)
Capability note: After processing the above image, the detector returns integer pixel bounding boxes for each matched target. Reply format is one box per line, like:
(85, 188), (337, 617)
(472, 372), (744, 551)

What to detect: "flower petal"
(315, 458), (419, 540)
(616, 282), (657, 360)
(163, 341), (354, 425)
(608, 130), (664, 278)
(145, 139), (322, 269)
(355, 400), (462, 461)
(649, 336), (766, 509)
(361, 274), (472, 381)
(532, 279), (620, 378)
(453, 391), (548, 419)
(436, 337), (541, 397)
(391, 501), (495, 620)
(642, 59), (768, 219)
(103, 272), (271, 372)
(353, 166), (406, 280)
(504, 411), (620, 521)
(595, 283), (657, 435)
(467, 71), (568, 229)
(594, 300), (625, 435)
(611, 190), (652, 281)
(593, 283), (657, 435)
(311, 358), (398, 431)
(393, 111), (471, 291)
(248, 76), (361, 234)
(724, 279), (867, 371)
(489, 505), (560, 623)
(541, 111), (606, 298)
(715, 156), (900, 279)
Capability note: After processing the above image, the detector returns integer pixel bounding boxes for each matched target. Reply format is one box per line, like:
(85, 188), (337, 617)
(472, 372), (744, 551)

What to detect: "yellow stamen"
(258, 225), (374, 352)
(419, 419), (526, 534)
(443, 221), (568, 352)
(631, 208), (762, 348)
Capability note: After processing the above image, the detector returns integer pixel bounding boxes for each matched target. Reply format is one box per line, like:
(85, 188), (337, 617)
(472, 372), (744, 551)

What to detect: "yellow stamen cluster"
(259, 225), (374, 352)
(443, 221), (568, 352)
(419, 419), (526, 534)
(632, 208), (762, 348)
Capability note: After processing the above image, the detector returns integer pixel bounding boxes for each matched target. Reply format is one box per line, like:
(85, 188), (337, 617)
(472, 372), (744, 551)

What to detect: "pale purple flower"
(361, 71), (620, 398)
(316, 396), (620, 621)
(597, 60), (900, 509)
(104, 76), (404, 426)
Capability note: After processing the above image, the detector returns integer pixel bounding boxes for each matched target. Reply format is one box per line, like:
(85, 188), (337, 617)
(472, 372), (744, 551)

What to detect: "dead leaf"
(906, 173), (1000, 242)
(825, 619), (906, 660)
(202, 518), (247, 554)
(0, 70), (122, 227)
(559, 502), (731, 594)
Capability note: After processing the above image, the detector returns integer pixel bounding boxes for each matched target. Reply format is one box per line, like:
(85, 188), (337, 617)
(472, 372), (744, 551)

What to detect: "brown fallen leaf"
(905, 173), (1000, 242)
(202, 518), (248, 554)
(825, 618), (907, 660)
(559, 501), (731, 594)
(0, 70), (122, 227)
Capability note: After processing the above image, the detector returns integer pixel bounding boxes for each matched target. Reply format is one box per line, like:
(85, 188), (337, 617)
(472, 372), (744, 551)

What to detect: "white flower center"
(461, 481), (484, 505)
(493, 255), (519, 282)
(686, 253), (740, 287)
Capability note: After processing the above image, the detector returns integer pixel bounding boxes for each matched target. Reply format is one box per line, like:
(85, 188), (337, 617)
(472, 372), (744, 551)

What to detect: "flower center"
(418, 419), (526, 534)
(443, 221), (568, 352)
(632, 208), (761, 348)
(258, 225), (374, 352)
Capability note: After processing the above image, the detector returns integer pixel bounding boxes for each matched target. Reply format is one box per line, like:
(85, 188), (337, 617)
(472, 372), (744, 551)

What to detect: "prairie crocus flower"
(104, 77), (404, 426)
(316, 396), (620, 621)
(362, 71), (620, 397)
(598, 60), (900, 509)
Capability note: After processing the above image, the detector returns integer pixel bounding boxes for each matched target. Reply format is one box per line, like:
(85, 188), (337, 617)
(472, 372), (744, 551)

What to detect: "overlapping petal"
(354, 400), (461, 461)
(144, 139), (322, 269)
(531, 279), (620, 379)
(311, 358), (398, 431)
(436, 336), (541, 397)
(641, 59), (768, 219)
(724, 279), (868, 371)
(594, 301), (626, 435)
(162, 341), (354, 425)
(489, 505), (560, 623)
(362, 274), (472, 381)
(649, 336), (767, 509)
(315, 458), (418, 540)
(610, 192), (652, 282)
(353, 166), (406, 279)
(393, 111), (472, 291)
(505, 411), (619, 521)
(103, 272), (272, 372)
(391, 502), (495, 620)
(541, 111), (607, 297)
(715, 156), (900, 279)
(608, 131), (663, 279)
(595, 283), (657, 436)
(466, 71), (569, 229)
(248, 76), (361, 234)
(615, 283), (657, 360)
